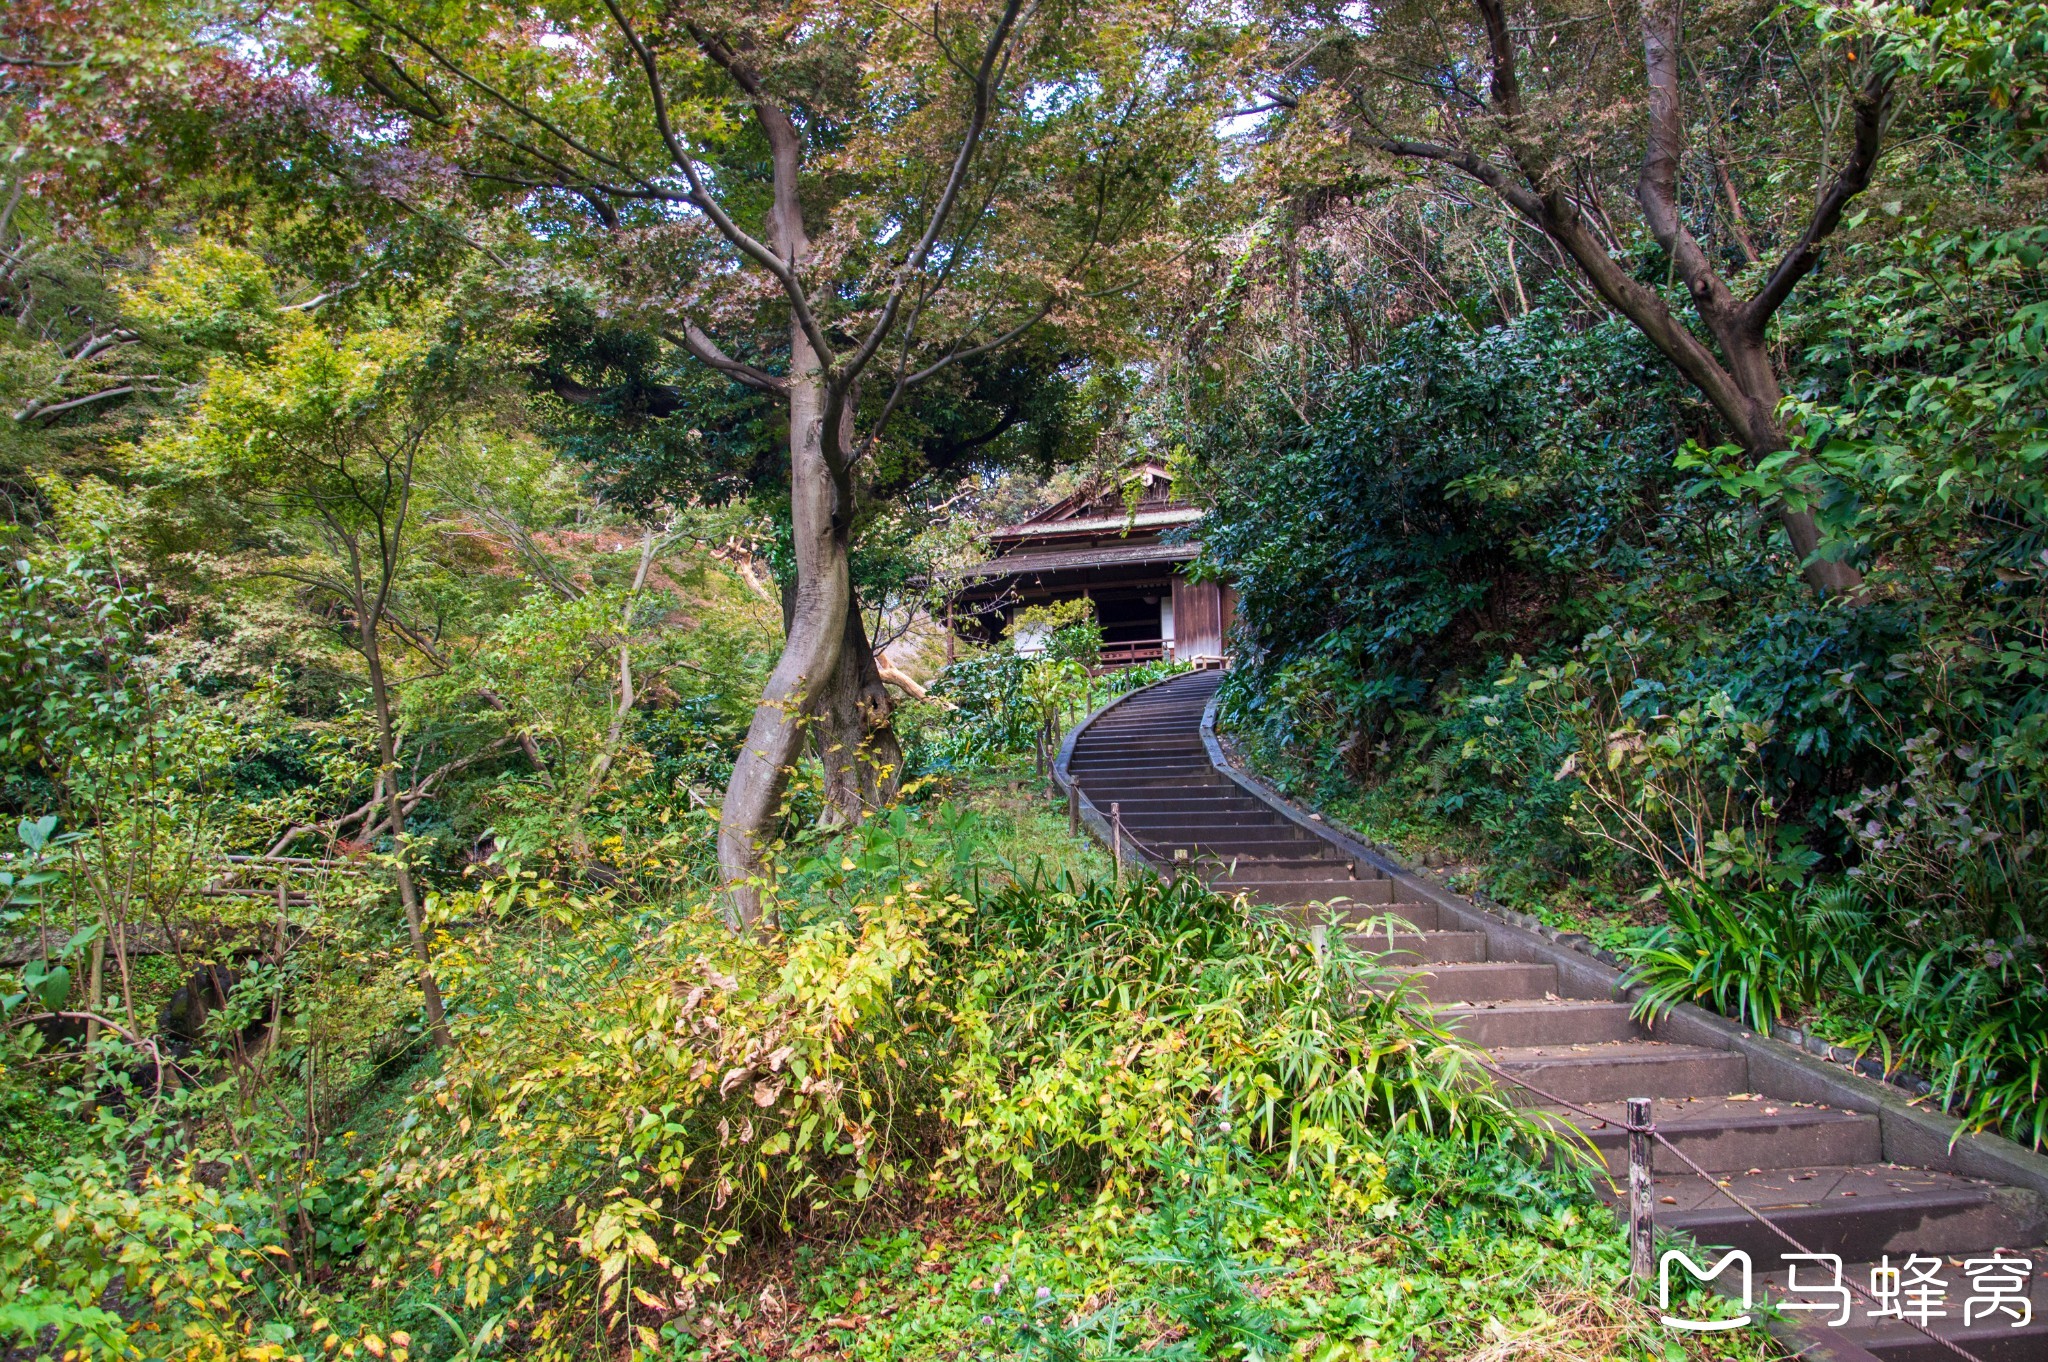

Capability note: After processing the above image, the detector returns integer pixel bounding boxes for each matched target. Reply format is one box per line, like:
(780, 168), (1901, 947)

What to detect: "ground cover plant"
(0, 750), (1768, 1359)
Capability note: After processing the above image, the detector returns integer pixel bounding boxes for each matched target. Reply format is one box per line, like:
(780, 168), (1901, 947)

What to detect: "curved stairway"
(1067, 670), (2048, 1362)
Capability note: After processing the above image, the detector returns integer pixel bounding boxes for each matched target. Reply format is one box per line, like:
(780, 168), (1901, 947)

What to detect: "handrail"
(1201, 684), (2008, 1360)
(1052, 670), (1197, 878)
(1454, 1044), (1989, 1362)
(1073, 678), (1989, 1358)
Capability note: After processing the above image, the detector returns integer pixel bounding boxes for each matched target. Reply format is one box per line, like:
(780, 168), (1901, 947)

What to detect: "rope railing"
(1063, 686), (2006, 1360)
(1455, 1027), (1996, 1362)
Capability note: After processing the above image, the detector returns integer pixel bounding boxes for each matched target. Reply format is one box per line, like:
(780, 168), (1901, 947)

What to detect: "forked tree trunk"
(1724, 367), (1864, 600)
(718, 334), (853, 927)
(813, 602), (902, 825)
(1372, 0), (1887, 601)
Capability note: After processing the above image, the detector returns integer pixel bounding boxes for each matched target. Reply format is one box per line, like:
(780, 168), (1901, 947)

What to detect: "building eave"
(955, 539), (1200, 584)
(988, 507), (1203, 542)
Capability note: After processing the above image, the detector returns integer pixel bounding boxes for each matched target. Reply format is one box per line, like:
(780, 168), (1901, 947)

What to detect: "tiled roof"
(957, 539), (1200, 580)
(988, 507), (1203, 540)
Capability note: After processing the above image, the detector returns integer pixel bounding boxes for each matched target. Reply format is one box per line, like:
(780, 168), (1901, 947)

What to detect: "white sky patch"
(1021, 75), (1101, 120)
(1215, 107), (1274, 141)
(1338, 0), (1376, 32)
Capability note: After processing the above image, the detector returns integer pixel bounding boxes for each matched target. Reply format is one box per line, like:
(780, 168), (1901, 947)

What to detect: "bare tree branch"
(1636, 1), (1743, 328)
(836, 0), (1027, 391)
(336, 0), (645, 181)
(596, 0), (838, 368)
(663, 324), (787, 394)
(1742, 56), (1894, 333)
(13, 384), (148, 424)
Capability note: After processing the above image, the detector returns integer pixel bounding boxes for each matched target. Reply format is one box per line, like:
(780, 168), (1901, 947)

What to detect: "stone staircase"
(1063, 669), (2048, 1362)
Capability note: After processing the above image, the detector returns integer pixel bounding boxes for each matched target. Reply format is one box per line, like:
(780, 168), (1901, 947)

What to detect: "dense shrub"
(0, 804), (1539, 1358)
(1190, 306), (1686, 739)
(1183, 116), (2048, 1145)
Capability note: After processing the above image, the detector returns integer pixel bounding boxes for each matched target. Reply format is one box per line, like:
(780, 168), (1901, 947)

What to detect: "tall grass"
(1623, 880), (2048, 1151)
(1841, 925), (2048, 1150)
(943, 868), (1538, 1208)
(1623, 881), (1869, 1033)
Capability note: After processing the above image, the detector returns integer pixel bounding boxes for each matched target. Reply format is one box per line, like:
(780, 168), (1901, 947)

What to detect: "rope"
(1076, 683), (2001, 1360)
(1461, 1048), (1996, 1362)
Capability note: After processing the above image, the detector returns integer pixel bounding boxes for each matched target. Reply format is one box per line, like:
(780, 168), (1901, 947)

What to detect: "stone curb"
(1195, 687), (2048, 1204)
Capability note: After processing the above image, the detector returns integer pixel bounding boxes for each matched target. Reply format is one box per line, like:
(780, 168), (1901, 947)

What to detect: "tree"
(318, 0), (1222, 924)
(161, 300), (468, 1045)
(1258, 0), (1899, 598)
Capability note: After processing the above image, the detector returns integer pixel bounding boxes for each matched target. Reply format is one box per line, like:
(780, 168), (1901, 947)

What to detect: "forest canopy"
(1, 0), (2044, 1358)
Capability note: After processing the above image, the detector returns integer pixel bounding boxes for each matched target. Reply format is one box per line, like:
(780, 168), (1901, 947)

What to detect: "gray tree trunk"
(717, 331), (853, 927)
(361, 599), (451, 1047)
(813, 600), (903, 825)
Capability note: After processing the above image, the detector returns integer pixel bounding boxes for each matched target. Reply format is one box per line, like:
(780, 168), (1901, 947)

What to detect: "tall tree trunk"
(1721, 337), (1867, 599)
(772, 544), (905, 825)
(718, 336), (852, 928)
(361, 609), (451, 1047)
(813, 601), (902, 825)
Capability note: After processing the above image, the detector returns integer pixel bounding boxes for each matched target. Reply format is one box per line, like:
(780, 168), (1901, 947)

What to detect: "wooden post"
(1111, 802), (1123, 890)
(1067, 784), (1079, 837)
(1627, 1096), (1654, 1285)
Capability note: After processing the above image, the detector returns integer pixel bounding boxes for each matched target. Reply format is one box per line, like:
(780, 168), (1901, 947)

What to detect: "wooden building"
(950, 463), (1234, 668)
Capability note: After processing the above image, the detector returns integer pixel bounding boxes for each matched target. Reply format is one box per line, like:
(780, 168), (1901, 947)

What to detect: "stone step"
(1085, 773), (1236, 793)
(1125, 809), (1299, 827)
(1084, 716), (1208, 726)
(1100, 803), (1270, 822)
(1209, 856), (1356, 877)
(1277, 900), (1440, 931)
(1388, 961), (1558, 1003)
(1076, 759), (1212, 776)
(1633, 1166), (2048, 1261)
(1139, 826), (1320, 847)
(1437, 999), (1643, 1047)
(1114, 810), (1274, 827)
(1082, 724), (1206, 736)
(1082, 739), (1201, 750)
(1096, 790), (1265, 806)
(1080, 724), (1207, 736)
(1073, 762), (1217, 781)
(1221, 881), (1386, 907)
(1539, 1095), (1883, 1174)
(1343, 928), (1488, 964)
(1150, 844), (1317, 861)
(1490, 1041), (1747, 1104)
(1138, 819), (1310, 839)
(1072, 735), (1208, 751)
(1170, 846), (1348, 867)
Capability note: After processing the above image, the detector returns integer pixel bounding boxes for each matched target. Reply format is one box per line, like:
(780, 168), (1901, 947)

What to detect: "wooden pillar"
(1627, 1096), (1654, 1283)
